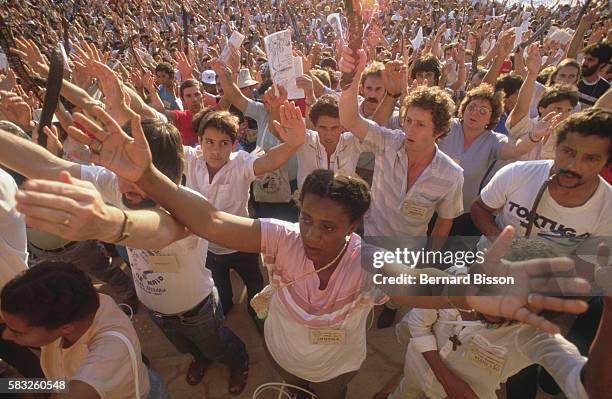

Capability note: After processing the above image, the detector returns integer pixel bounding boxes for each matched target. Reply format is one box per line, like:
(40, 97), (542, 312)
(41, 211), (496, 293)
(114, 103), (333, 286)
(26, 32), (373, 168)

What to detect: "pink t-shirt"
(260, 218), (387, 382)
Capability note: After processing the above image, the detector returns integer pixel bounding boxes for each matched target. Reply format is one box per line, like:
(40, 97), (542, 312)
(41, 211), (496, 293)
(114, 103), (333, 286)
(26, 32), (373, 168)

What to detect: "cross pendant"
(449, 334), (462, 351)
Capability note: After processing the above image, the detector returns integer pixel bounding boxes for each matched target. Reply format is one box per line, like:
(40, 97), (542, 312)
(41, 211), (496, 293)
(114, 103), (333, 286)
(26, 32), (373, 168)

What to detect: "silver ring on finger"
(90, 139), (103, 154)
(527, 293), (535, 306)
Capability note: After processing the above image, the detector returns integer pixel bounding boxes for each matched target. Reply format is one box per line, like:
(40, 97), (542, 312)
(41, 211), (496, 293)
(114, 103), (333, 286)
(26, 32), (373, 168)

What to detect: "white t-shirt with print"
(296, 129), (363, 189)
(479, 160), (612, 254)
(81, 165), (214, 315)
(184, 147), (258, 254)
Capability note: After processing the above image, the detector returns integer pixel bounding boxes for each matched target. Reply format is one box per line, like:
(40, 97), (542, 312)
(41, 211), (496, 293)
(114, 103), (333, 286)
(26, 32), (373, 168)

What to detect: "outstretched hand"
(272, 100), (306, 148)
(465, 226), (591, 334)
(65, 106), (152, 183)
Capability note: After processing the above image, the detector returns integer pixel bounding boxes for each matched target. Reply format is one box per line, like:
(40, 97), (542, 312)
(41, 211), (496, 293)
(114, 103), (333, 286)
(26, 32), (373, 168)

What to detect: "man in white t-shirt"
(0, 110), (249, 394)
(1, 262), (165, 399)
(472, 108), (612, 256)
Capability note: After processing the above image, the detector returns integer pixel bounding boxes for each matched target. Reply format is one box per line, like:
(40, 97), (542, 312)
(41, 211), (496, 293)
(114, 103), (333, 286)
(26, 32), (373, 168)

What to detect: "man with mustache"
(577, 41), (611, 108)
(471, 108), (612, 252)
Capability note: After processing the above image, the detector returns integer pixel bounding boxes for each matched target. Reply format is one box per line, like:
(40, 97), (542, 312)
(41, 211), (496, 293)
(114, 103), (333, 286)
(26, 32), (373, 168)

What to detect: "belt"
(153, 294), (211, 320)
(30, 240), (78, 253)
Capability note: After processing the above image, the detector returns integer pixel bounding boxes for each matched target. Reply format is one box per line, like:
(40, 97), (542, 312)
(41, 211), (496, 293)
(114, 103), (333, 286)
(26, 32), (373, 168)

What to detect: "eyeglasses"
(466, 104), (492, 116)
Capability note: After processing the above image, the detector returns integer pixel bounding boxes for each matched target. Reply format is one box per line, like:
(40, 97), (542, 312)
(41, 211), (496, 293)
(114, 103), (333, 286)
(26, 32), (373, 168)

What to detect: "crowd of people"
(0, 0), (611, 398)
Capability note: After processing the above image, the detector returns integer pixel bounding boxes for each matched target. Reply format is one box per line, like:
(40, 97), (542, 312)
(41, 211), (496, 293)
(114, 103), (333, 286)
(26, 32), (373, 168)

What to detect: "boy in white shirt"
(184, 107), (304, 326)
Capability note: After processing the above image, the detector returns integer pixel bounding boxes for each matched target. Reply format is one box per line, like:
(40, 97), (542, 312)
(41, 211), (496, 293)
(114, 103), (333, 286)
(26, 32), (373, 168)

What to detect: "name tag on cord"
(465, 337), (507, 377)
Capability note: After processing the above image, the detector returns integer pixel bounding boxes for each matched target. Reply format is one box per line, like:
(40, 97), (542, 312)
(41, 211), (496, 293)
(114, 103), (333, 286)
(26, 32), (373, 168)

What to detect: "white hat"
(391, 14), (403, 22)
(237, 68), (258, 89)
(201, 70), (216, 85)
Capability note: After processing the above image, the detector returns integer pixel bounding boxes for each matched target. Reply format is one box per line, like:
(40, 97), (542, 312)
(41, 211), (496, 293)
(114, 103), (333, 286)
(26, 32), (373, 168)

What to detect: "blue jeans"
(147, 367), (171, 399)
(147, 288), (247, 369)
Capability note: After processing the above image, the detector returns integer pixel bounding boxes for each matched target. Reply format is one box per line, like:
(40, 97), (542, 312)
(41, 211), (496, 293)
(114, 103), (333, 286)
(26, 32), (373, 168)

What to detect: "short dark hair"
(494, 75), (524, 98)
(556, 108), (612, 162)
(320, 57), (337, 70)
(309, 94), (339, 126)
(582, 41), (612, 65)
(124, 119), (184, 184)
(195, 110), (239, 142)
(537, 84), (579, 112)
(179, 79), (201, 99)
(411, 54), (442, 84)
(1, 262), (100, 330)
(155, 62), (175, 78)
(299, 170), (371, 223)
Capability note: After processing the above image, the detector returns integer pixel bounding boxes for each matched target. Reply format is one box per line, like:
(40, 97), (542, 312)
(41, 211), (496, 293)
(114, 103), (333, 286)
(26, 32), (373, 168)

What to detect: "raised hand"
(525, 43), (542, 75)
(32, 125), (63, 157)
(465, 226), (591, 334)
(295, 75), (316, 104)
(66, 106), (152, 183)
(0, 69), (17, 92)
(272, 100), (306, 148)
(382, 60), (407, 96)
(11, 38), (49, 76)
(338, 46), (367, 81)
(0, 90), (33, 130)
(532, 111), (562, 141)
(175, 50), (194, 80)
(263, 84), (288, 109)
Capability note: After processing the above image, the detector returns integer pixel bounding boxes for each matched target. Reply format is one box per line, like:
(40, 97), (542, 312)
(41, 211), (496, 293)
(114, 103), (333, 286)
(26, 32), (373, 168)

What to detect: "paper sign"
(220, 30), (245, 64)
(444, 28), (452, 41)
(264, 30), (304, 99)
(411, 26), (424, 50)
(514, 26), (524, 48)
(547, 27), (572, 45)
(327, 13), (344, 42)
(0, 52), (7, 72)
(288, 56), (304, 100)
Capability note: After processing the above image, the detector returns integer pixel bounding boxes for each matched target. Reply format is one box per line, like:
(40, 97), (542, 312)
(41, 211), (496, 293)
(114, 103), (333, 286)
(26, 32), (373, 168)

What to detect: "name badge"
(465, 335), (507, 377)
(309, 329), (346, 345)
(401, 200), (429, 219)
(149, 255), (180, 273)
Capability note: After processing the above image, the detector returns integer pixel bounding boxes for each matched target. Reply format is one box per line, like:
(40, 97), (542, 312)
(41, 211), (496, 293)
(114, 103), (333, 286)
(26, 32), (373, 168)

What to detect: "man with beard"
(577, 41), (611, 107)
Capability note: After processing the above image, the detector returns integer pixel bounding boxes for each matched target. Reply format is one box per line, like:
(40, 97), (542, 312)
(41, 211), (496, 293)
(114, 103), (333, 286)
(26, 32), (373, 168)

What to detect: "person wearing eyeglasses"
(436, 83), (553, 237)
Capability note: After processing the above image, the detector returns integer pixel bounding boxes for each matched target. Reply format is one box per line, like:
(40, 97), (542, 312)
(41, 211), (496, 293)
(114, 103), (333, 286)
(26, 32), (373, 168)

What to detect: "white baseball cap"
(201, 70), (216, 85)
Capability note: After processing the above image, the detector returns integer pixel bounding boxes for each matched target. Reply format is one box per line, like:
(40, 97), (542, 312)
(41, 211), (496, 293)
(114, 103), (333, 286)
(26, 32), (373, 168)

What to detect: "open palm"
(66, 106), (152, 182)
(273, 101), (306, 148)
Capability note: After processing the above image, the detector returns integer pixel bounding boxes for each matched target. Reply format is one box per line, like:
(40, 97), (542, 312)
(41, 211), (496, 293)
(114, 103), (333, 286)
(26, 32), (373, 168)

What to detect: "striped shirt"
(362, 120), (464, 238)
(577, 77), (609, 107)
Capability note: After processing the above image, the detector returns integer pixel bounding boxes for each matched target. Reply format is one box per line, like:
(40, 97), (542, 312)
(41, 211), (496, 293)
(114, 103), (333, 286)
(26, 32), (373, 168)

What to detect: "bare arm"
(17, 173), (189, 250)
(210, 60), (249, 113)
(138, 166), (262, 253)
(565, 10), (596, 60)
(470, 197), (503, 237)
(338, 47), (371, 141)
(506, 44), (541, 129)
(594, 88), (612, 109)
(583, 297), (612, 398)
(0, 130), (81, 180)
(52, 380), (99, 399)
(372, 94), (399, 127)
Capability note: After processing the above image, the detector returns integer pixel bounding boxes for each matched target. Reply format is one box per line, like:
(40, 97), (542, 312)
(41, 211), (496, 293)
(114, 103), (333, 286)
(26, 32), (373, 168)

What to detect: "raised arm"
(338, 47), (370, 141)
(63, 105), (263, 253)
(565, 9), (596, 60)
(372, 60), (405, 128)
(253, 101), (305, 175)
(482, 29), (515, 86)
(0, 129), (81, 180)
(506, 44), (541, 129)
(500, 112), (562, 160)
(16, 171), (189, 250)
(583, 296), (612, 398)
(210, 58), (248, 113)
